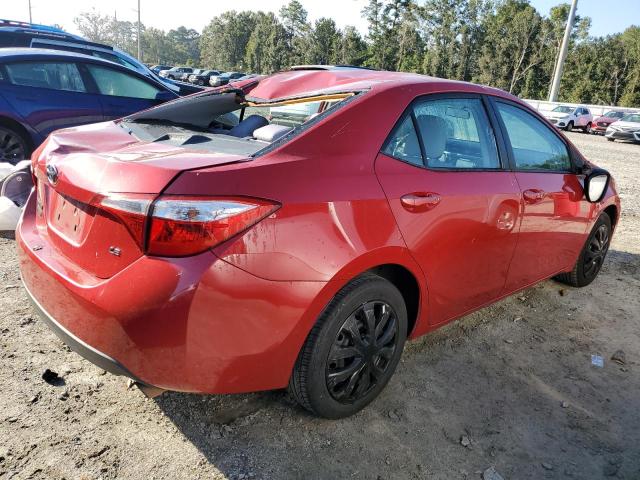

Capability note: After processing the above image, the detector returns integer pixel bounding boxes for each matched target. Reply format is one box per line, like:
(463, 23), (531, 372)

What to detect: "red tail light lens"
(100, 194), (154, 249)
(99, 194), (279, 257)
(148, 196), (279, 257)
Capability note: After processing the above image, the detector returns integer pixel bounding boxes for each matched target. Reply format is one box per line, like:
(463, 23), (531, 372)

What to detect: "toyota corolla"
(17, 68), (620, 419)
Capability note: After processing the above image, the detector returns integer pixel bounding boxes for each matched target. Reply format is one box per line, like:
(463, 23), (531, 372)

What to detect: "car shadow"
(152, 248), (640, 480)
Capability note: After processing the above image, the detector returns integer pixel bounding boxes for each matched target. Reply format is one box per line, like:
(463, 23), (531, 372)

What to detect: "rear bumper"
(23, 279), (146, 383)
(17, 194), (327, 394)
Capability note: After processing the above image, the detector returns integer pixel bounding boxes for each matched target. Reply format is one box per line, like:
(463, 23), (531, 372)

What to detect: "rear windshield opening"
(122, 91), (353, 157)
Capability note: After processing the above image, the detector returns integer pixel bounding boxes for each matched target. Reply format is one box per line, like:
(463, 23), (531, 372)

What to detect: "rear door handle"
(523, 189), (545, 204)
(400, 192), (441, 213)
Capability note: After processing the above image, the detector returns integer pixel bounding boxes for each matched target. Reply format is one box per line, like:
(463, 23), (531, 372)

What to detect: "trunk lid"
(34, 121), (248, 279)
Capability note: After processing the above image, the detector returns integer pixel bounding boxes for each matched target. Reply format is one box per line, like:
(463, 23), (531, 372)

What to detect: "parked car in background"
(209, 71), (245, 87)
(0, 48), (178, 163)
(605, 112), (640, 142)
(17, 68), (619, 419)
(542, 105), (593, 132)
(0, 19), (202, 96)
(592, 110), (627, 134)
(159, 66), (193, 80)
(188, 69), (221, 85)
(150, 64), (172, 75)
(180, 68), (203, 82)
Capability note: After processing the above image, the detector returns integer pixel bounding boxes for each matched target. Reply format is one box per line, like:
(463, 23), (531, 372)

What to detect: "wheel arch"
(603, 204), (618, 229)
(305, 247), (429, 342)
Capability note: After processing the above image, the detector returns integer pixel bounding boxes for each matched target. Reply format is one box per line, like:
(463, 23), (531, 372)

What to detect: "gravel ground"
(1, 132), (639, 480)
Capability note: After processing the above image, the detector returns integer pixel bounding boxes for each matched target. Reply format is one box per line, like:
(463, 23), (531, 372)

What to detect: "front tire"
(289, 274), (407, 419)
(584, 122), (592, 134)
(555, 213), (612, 287)
(565, 121), (574, 132)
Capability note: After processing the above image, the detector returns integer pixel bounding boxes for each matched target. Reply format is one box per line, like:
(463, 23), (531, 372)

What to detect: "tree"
(245, 12), (289, 74)
(306, 18), (341, 65)
(73, 10), (113, 44)
(200, 11), (257, 70)
(619, 26), (640, 107)
(279, 1), (311, 66)
(335, 26), (368, 66)
(474, 0), (549, 94)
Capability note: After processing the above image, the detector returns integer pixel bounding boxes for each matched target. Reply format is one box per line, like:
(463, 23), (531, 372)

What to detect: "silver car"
(605, 113), (640, 142)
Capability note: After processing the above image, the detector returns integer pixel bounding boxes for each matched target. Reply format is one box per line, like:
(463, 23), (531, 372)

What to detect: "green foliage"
(74, 1), (639, 106)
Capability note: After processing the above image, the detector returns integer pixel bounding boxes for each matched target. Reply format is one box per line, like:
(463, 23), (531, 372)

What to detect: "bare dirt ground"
(1, 132), (639, 480)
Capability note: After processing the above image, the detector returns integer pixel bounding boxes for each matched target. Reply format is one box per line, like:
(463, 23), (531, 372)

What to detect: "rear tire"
(288, 274), (407, 419)
(555, 213), (612, 287)
(0, 125), (30, 165)
(607, 137), (615, 142)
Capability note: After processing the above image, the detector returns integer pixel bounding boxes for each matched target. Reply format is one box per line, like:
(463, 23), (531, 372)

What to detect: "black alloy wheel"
(289, 274), (407, 419)
(0, 126), (28, 165)
(326, 300), (398, 404)
(555, 213), (612, 287)
(583, 223), (610, 281)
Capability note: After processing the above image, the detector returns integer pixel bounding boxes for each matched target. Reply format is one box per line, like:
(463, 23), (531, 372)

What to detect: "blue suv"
(0, 48), (179, 164)
(0, 19), (203, 96)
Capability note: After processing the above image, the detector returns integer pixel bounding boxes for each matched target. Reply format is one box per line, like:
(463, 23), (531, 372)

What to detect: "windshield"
(552, 106), (573, 114)
(620, 114), (640, 123)
(604, 111), (624, 118)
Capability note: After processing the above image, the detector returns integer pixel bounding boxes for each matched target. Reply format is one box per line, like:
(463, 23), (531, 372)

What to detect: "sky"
(3, 0), (639, 39)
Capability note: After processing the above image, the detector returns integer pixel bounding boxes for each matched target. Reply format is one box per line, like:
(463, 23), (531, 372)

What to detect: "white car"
(542, 105), (593, 132)
(604, 112), (640, 143)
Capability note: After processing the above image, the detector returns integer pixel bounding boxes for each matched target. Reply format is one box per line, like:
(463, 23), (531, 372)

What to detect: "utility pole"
(549, 0), (578, 102)
(137, 0), (141, 61)
(28, 0), (32, 23)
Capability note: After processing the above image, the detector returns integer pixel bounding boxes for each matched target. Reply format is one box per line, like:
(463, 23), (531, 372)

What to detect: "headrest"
(415, 114), (448, 160)
(228, 114), (269, 138)
(253, 124), (293, 142)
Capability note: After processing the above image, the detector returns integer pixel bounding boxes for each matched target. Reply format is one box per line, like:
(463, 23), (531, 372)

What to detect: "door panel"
(492, 101), (592, 291)
(505, 172), (590, 291)
(84, 64), (163, 119)
(2, 84), (103, 137)
(2, 61), (104, 138)
(376, 153), (521, 325)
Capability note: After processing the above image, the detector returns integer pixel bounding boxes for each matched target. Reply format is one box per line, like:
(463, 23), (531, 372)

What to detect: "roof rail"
(289, 65), (377, 71)
(0, 19), (66, 34)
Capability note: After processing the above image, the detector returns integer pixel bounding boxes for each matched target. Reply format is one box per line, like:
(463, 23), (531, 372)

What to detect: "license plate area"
(47, 189), (95, 244)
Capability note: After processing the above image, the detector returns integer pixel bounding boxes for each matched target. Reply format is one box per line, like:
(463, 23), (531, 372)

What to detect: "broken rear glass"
(122, 90), (354, 157)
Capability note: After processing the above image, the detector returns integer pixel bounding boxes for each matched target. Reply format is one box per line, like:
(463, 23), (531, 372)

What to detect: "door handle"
(523, 189), (545, 204)
(400, 192), (441, 212)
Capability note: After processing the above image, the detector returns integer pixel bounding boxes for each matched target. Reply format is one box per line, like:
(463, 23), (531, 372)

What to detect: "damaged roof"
(243, 68), (510, 102)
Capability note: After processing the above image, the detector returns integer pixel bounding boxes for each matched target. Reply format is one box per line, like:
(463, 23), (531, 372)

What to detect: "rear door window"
(382, 115), (423, 167)
(414, 97), (500, 169)
(495, 102), (571, 171)
(5, 61), (86, 92)
(85, 64), (161, 99)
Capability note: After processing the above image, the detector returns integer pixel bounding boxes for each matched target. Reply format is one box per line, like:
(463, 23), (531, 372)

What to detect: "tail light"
(99, 194), (279, 257)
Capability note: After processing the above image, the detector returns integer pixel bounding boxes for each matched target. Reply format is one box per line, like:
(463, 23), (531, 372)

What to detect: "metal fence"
(523, 99), (639, 117)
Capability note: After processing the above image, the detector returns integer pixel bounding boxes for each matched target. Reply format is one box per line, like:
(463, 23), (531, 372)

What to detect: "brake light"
(147, 196), (279, 256)
(98, 194), (279, 257)
(100, 194), (154, 249)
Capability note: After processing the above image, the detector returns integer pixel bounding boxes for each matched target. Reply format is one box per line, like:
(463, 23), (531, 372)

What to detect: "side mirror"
(155, 91), (176, 102)
(584, 168), (610, 203)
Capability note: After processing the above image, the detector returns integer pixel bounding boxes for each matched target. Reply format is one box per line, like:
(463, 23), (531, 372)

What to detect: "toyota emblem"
(46, 164), (59, 185)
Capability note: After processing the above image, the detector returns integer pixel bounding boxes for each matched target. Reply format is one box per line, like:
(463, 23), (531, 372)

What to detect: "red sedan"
(592, 110), (626, 134)
(18, 68), (620, 418)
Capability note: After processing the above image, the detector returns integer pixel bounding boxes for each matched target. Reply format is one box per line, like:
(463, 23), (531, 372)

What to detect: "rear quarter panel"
(166, 86), (432, 334)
